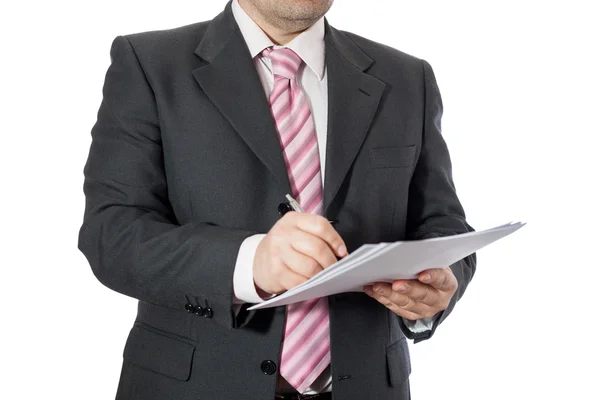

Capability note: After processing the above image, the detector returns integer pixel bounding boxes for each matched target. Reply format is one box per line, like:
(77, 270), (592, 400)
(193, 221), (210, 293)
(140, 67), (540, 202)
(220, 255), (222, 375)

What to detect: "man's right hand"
(253, 212), (348, 296)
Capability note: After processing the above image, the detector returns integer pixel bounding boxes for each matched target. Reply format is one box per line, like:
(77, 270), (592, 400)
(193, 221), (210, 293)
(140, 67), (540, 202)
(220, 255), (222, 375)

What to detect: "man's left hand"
(363, 267), (458, 320)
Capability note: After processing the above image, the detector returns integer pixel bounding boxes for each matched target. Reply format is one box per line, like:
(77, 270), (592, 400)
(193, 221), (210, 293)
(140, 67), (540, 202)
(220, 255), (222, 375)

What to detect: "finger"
(293, 213), (348, 257)
(391, 280), (440, 307)
(370, 283), (437, 317)
(419, 267), (457, 292)
(289, 228), (338, 270)
(363, 287), (425, 320)
(280, 245), (324, 279)
(377, 292), (438, 319)
(371, 283), (413, 309)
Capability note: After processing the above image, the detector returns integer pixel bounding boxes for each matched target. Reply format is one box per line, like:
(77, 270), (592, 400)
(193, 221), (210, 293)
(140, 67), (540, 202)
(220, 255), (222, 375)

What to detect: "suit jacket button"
(260, 360), (277, 375)
(194, 305), (204, 316)
(203, 307), (213, 318)
(185, 303), (195, 313)
(278, 202), (292, 216)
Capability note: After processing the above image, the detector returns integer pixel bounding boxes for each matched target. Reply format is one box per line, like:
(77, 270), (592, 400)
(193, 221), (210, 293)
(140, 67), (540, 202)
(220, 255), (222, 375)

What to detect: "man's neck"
(237, 0), (314, 45)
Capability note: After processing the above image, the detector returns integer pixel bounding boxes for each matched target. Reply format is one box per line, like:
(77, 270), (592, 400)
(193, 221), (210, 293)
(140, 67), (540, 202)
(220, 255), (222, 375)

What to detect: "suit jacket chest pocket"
(369, 145), (416, 169)
(338, 145), (416, 243)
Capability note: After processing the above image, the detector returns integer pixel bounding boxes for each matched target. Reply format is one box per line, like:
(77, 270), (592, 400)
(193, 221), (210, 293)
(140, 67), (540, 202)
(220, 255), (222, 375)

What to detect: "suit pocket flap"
(370, 146), (416, 168)
(123, 323), (196, 381)
(386, 339), (411, 386)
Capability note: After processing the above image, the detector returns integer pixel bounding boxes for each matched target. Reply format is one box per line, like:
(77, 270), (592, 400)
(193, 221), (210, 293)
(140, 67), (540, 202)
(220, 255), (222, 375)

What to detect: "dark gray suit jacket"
(78, 2), (476, 399)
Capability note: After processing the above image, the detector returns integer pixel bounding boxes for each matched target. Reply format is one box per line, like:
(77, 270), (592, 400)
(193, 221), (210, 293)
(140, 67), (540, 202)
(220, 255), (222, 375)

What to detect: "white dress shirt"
(229, 0), (432, 394)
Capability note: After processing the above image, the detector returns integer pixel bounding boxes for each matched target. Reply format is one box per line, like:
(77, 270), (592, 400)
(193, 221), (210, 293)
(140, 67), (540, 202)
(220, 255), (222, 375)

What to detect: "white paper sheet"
(248, 221), (525, 310)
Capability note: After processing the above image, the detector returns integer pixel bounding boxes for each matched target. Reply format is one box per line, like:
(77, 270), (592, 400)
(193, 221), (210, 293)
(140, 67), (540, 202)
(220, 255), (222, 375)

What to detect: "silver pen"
(285, 194), (304, 213)
(284, 194), (337, 225)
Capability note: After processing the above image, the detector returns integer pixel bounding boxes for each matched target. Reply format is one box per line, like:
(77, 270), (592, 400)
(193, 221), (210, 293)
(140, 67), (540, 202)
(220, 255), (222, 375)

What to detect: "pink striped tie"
(262, 47), (330, 393)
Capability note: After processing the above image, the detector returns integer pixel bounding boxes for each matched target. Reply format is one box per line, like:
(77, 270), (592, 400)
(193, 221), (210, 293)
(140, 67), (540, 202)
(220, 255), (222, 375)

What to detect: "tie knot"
(262, 47), (303, 80)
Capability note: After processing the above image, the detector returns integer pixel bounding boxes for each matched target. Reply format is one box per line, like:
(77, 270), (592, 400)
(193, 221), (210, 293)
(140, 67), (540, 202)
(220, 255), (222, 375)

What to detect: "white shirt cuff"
(402, 317), (434, 333)
(233, 233), (269, 304)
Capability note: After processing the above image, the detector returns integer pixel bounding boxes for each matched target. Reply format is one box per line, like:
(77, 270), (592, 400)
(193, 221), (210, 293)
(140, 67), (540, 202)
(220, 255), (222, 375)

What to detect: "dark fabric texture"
(276, 393), (332, 400)
(78, 1), (476, 399)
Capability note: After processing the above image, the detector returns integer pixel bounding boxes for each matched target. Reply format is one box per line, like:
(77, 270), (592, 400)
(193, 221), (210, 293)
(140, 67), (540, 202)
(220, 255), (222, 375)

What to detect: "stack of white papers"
(249, 221), (525, 310)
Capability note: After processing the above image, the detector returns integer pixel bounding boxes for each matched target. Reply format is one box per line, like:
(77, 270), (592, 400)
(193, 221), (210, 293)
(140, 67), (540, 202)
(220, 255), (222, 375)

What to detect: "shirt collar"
(231, 0), (326, 80)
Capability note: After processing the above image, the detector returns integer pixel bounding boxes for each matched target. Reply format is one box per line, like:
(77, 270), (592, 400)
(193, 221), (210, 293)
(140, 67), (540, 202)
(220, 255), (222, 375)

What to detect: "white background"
(2, 0), (599, 399)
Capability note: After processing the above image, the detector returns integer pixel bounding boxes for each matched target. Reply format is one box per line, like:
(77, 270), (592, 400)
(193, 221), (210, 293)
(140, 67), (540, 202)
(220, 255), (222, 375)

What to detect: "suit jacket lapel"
(322, 23), (385, 215)
(191, 5), (385, 211)
(192, 2), (292, 194)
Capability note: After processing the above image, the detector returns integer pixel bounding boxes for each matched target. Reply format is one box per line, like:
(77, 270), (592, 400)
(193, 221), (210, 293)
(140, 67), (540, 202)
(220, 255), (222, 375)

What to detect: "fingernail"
(374, 285), (384, 294)
(363, 286), (373, 295)
(338, 245), (347, 256)
(396, 285), (407, 292)
(421, 273), (431, 282)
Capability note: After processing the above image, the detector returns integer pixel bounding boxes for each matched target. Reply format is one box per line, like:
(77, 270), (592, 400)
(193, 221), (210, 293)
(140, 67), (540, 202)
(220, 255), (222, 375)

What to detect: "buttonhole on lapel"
(358, 88), (371, 96)
(338, 375), (352, 381)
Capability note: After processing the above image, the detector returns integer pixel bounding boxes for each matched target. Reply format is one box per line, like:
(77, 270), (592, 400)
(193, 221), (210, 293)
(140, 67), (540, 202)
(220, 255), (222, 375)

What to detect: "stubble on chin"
(254, 0), (333, 30)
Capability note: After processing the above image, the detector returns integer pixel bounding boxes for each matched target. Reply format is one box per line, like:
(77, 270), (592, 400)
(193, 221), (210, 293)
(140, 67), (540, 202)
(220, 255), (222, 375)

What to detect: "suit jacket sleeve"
(78, 36), (257, 330)
(400, 60), (477, 343)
